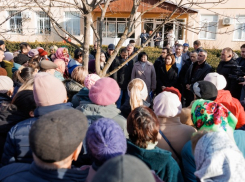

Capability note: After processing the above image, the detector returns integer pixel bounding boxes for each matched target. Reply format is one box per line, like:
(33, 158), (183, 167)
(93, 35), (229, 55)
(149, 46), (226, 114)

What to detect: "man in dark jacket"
(105, 44), (115, 62)
(217, 47), (239, 99)
(185, 50), (212, 106)
(1, 72), (73, 165)
(127, 43), (138, 63)
(236, 44), (245, 100)
(140, 29), (149, 45)
(110, 48), (134, 108)
(0, 109), (89, 182)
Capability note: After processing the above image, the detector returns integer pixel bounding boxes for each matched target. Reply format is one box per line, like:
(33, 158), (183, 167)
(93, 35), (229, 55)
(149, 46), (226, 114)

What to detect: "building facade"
(0, 0), (244, 49)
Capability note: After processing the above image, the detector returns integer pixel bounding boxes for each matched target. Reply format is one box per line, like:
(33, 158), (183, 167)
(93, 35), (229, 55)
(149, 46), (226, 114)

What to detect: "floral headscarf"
(55, 47), (69, 65)
(191, 99), (237, 132)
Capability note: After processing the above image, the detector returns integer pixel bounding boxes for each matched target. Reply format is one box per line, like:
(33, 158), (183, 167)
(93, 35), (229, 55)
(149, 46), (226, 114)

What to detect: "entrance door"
(163, 23), (173, 47)
(144, 22), (153, 47)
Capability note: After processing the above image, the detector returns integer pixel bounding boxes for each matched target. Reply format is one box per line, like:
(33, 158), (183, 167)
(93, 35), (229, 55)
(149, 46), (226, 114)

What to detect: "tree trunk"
(83, 12), (91, 71)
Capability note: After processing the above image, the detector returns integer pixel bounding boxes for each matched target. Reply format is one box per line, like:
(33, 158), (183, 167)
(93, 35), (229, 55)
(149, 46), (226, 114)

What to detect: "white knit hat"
(0, 76), (13, 94)
(204, 72), (227, 90)
(4, 52), (14, 61)
(153, 91), (182, 117)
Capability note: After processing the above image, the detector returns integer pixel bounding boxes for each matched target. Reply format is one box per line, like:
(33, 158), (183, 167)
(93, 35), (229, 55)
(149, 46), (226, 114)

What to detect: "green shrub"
(5, 41), (240, 71)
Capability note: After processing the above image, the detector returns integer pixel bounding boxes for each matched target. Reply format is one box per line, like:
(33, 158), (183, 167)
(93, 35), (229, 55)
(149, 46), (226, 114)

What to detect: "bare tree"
(0, 0), (241, 76)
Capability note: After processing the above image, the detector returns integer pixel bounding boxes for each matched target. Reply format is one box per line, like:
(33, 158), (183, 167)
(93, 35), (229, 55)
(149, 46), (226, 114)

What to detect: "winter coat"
(185, 61), (212, 85)
(0, 103), (27, 160)
(0, 93), (11, 104)
(63, 79), (84, 102)
(179, 101), (194, 126)
(120, 98), (150, 118)
(110, 56), (134, 90)
(126, 140), (184, 182)
(181, 130), (245, 182)
(235, 57), (245, 99)
(214, 90), (245, 129)
(156, 116), (196, 164)
(54, 70), (64, 81)
(131, 61), (156, 93)
(178, 59), (192, 93)
(71, 87), (90, 108)
(0, 162), (89, 182)
(2, 60), (13, 78)
(77, 101), (128, 137)
(154, 56), (165, 78)
(217, 59), (239, 98)
(1, 103), (74, 166)
(156, 63), (178, 94)
(68, 59), (82, 76)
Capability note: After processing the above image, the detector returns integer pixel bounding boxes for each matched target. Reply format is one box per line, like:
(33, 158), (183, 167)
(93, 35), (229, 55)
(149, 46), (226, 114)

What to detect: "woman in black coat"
(156, 54), (178, 95)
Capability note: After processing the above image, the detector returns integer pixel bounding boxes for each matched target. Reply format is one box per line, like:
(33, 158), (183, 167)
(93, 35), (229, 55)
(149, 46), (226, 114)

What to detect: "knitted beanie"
(86, 118), (127, 165)
(204, 72), (227, 90)
(89, 77), (120, 106)
(0, 76), (13, 94)
(153, 91), (182, 117)
(4, 52), (14, 61)
(33, 72), (67, 106)
(191, 81), (218, 100)
(84, 74), (100, 90)
(28, 49), (39, 58)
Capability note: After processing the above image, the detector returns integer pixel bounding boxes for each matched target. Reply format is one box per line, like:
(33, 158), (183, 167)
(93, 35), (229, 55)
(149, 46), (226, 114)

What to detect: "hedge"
(5, 41), (241, 70)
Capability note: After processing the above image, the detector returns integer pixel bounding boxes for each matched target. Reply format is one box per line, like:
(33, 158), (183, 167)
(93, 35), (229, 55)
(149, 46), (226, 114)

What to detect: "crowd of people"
(0, 39), (245, 181)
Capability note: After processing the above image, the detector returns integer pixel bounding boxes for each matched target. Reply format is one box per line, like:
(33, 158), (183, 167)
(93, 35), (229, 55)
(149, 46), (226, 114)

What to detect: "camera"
(224, 65), (245, 82)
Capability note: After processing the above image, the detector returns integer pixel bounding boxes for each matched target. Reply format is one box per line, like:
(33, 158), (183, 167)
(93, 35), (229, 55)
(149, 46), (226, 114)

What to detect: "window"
(97, 18), (135, 38)
(65, 12), (80, 36)
(8, 11), (22, 33)
(175, 19), (185, 40)
(36, 12), (51, 34)
(199, 15), (218, 40)
(234, 15), (245, 41)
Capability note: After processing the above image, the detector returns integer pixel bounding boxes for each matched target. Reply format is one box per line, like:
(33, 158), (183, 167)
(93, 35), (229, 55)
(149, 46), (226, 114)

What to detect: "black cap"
(108, 44), (115, 50)
(0, 40), (4, 46)
(29, 109), (88, 162)
(191, 80), (218, 100)
(91, 155), (155, 182)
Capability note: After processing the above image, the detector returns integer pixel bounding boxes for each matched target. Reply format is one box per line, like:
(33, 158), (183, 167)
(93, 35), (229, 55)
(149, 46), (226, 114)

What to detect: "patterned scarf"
(191, 99), (237, 132)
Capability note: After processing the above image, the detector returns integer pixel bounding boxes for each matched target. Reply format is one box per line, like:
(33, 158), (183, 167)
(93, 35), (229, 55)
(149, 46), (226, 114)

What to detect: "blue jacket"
(0, 162), (89, 182)
(1, 103), (74, 166)
(126, 140), (183, 182)
(181, 130), (245, 182)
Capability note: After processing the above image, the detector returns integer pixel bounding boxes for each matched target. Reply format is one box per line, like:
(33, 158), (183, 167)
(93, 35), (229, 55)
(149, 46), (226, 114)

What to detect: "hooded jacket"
(215, 90), (245, 129)
(1, 103), (74, 166)
(71, 87), (90, 108)
(0, 162), (89, 182)
(126, 140), (183, 182)
(77, 101), (128, 137)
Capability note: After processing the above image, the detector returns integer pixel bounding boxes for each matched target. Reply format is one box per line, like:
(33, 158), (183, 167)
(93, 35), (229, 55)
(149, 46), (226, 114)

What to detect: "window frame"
(233, 15), (245, 41)
(8, 11), (23, 34)
(36, 11), (51, 35)
(64, 11), (81, 36)
(199, 14), (218, 41)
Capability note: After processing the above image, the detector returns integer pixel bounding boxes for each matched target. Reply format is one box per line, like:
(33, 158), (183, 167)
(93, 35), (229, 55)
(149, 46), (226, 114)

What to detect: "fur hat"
(204, 72), (227, 90)
(153, 91), (182, 117)
(89, 77), (120, 106)
(84, 74), (100, 90)
(0, 76), (13, 93)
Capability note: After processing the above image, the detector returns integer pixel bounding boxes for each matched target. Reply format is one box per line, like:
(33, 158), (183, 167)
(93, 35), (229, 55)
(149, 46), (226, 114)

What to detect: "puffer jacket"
(71, 87), (90, 108)
(215, 90), (245, 129)
(1, 103), (74, 166)
(0, 102), (27, 160)
(63, 79), (84, 102)
(77, 101), (128, 137)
